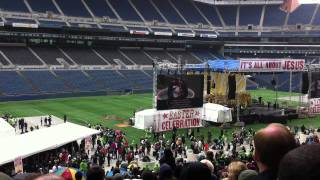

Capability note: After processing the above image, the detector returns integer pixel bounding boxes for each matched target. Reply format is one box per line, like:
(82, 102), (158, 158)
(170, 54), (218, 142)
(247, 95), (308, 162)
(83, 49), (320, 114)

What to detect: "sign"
(14, 157), (23, 174)
(154, 31), (173, 36)
(157, 74), (204, 110)
(177, 33), (196, 37)
(85, 136), (92, 153)
(200, 34), (218, 38)
(129, 30), (149, 35)
(309, 98), (320, 114)
(239, 59), (305, 71)
(12, 23), (38, 28)
(156, 108), (202, 132)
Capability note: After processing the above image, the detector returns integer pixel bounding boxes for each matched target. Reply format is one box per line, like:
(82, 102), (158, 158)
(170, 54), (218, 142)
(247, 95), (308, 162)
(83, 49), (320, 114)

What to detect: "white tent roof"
(0, 118), (15, 138)
(203, 103), (230, 111)
(0, 122), (100, 165)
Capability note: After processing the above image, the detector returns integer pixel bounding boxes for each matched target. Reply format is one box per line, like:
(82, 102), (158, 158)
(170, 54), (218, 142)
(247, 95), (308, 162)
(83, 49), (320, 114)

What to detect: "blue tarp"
(186, 60), (240, 72)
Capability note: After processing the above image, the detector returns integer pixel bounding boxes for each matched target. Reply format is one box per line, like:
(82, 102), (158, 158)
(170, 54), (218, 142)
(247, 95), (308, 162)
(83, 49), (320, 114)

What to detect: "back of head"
(238, 169), (258, 180)
(253, 123), (296, 171)
(278, 144), (320, 180)
(35, 174), (63, 180)
(159, 163), (173, 180)
(0, 172), (12, 180)
(179, 162), (211, 180)
(87, 166), (105, 180)
(227, 161), (247, 180)
(142, 170), (154, 180)
(75, 171), (83, 180)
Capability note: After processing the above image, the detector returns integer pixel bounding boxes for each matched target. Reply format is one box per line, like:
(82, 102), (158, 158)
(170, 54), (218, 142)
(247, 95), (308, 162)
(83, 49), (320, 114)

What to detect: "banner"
(12, 23), (38, 28)
(156, 108), (202, 132)
(129, 30), (149, 35)
(200, 34), (218, 38)
(177, 33), (196, 37)
(239, 59), (305, 72)
(14, 157), (23, 174)
(157, 74), (203, 110)
(309, 98), (320, 114)
(154, 32), (173, 36)
(311, 72), (320, 98)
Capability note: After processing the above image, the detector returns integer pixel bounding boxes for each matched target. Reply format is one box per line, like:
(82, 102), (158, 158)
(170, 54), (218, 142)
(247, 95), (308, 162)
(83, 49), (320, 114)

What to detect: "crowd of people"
(1, 121), (320, 180)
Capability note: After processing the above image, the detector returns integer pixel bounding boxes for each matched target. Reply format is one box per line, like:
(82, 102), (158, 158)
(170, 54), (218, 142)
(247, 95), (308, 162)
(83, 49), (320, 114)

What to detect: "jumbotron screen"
(156, 74), (204, 110)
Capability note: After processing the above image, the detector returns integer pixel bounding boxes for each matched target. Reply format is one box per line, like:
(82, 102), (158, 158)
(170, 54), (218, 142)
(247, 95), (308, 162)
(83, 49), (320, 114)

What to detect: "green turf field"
(0, 89), (319, 144)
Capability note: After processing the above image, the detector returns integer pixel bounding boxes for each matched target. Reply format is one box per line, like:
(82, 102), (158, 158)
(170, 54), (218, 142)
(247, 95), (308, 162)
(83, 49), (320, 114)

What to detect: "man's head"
(87, 166), (105, 180)
(253, 123), (296, 172)
(278, 144), (320, 180)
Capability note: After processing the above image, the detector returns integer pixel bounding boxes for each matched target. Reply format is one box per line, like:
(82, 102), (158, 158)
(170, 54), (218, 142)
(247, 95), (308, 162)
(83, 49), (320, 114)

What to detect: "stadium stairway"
(16, 71), (40, 93)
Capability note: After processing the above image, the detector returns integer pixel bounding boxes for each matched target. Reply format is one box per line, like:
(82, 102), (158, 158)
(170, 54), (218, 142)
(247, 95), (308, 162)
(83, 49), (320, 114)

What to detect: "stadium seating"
(0, 71), (35, 95)
(167, 50), (202, 64)
(145, 49), (177, 63)
(263, 5), (287, 26)
(31, 47), (74, 65)
(38, 20), (67, 28)
(55, 0), (91, 17)
(21, 71), (69, 93)
(27, 0), (59, 14)
(131, 0), (165, 22)
(217, 6), (237, 26)
(0, 0), (29, 13)
(239, 5), (262, 26)
(0, 47), (43, 65)
(0, 53), (10, 66)
(86, 70), (133, 91)
(287, 4), (316, 25)
(313, 7), (320, 25)
(192, 51), (217, 61)
(94, 48), (134, 65)
(108, 0), (142, 22)
(120, 70), (153, 90)
(151, 0), (186, 24)
(120, 49), (153, 65)
(194, 2), (222, 26)
(54, 71), (98, 92)
(5, 18), (36, 24)
(84, 0), (117, 19)
(170, 0), (208, 25)
(61, 47), (107, 65)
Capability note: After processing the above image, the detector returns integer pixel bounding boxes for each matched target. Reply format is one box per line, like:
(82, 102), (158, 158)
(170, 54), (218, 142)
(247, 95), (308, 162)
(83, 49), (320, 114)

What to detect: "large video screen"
(156, 74), (204, 110)
(311, 72), (320, 98)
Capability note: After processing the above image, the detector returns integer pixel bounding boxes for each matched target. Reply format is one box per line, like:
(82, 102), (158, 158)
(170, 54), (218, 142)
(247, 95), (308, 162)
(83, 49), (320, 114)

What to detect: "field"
(0, 89), (319, 144)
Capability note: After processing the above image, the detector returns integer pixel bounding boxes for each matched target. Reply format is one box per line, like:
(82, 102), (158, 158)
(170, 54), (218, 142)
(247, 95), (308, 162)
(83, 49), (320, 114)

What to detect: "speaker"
(302, 72), (309, 94)
(207, 75), (211, 94)
(228, 75), (236, 99)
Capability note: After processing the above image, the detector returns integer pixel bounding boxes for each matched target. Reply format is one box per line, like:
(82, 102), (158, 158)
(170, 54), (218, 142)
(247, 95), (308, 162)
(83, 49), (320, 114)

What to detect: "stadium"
(0, 0), (320, 179)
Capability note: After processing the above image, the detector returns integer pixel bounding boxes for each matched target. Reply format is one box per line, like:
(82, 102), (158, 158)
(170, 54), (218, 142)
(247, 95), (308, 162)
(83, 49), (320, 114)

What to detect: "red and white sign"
(309, 98), (320, 114)
(14, 157), (23, 174)
(239, 59), (305, 72)
(156, 108), (202, 132)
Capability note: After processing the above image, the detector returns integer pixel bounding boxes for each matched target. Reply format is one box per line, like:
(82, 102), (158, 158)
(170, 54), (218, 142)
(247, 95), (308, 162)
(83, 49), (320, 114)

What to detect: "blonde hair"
(227, 161), (247, 180)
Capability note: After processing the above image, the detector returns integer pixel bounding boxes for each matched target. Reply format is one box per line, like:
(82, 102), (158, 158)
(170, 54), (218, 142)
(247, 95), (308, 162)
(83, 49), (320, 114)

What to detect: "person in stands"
(253, 123), (296, 180)
(278, 144), (320, 180)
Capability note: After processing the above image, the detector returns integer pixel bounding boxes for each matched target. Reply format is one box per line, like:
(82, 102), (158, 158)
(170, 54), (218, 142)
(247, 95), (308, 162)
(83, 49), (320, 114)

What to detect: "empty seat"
(120, 70), (153, 90)
(22, 71), (68, 93)
(0, 71), (34, 95)
(28, 0), (59, 14)
(145, 49), (176, 63)
(121, 49), (153, 65)
(263, 5), (287, 26)
(86, 70), (133, 90)
(108, 0), (142, 21)
(170, 0), (207, 24)
(94, 48), (133, 65)
(55, 71), (97, 92)
(217, 5), (237, 26)
(0, 47), (43, 65)
(167, 50), (202, 64)
(195, 2), (222, 26)
(84, 0), (117, 19)
(131, 0), (165, 22)
(151, 0), (186, 24)
(55, 0), (91, 17)
(62, 47), (107, 65)
(31, 47), (74, 65)
(0, 0), (29, 12)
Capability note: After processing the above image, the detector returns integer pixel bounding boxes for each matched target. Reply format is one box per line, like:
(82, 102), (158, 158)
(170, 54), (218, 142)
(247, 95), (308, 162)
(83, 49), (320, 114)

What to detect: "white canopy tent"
(0, 122), (100, 165)
(0, 118), (15, 138)
(134, 109), (156, 130)
(202, 103), (232, 123)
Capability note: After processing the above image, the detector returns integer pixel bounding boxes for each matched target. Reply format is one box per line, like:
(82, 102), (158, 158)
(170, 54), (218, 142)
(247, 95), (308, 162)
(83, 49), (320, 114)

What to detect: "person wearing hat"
(238, 169), (258, 180)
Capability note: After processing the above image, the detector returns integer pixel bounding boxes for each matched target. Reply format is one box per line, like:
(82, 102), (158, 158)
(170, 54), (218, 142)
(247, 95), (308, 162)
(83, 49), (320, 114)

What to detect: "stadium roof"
(0, 122), (100, 165)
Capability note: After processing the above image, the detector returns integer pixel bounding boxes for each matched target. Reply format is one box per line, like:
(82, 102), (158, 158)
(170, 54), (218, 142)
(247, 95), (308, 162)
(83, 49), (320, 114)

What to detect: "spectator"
(142, 170), (154, 180)
(75, 171), (83, 180)
(35, 174), (63, 180)
(87, 166), (105, 180)
(0, 172), (12, 180)
(159, 148), (176, 170)
(226, 161), (247, 180)
(253, 123), (296, 180)
(278, 144), (320, 180)
(179, 162), (211, 180)
(238, 169), (258, 180)
(159, 163), (174, 180)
